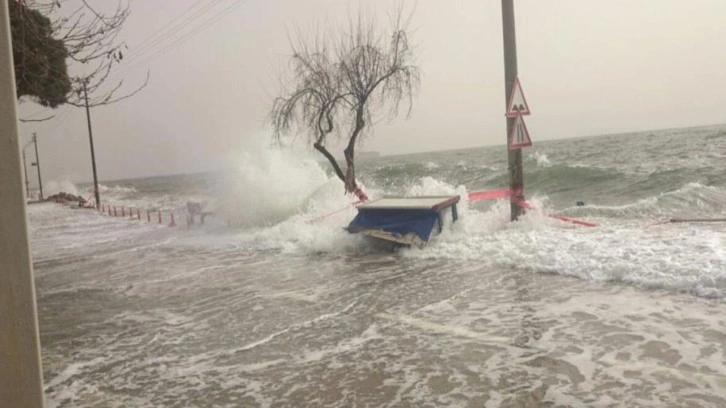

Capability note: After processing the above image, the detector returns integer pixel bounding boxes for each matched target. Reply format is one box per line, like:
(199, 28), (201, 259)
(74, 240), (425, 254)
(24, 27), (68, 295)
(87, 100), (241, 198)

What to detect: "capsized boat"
(346, 196), (460, 248)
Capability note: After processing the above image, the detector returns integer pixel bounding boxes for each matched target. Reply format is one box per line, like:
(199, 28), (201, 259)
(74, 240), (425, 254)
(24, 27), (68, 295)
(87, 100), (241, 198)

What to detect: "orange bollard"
(129, 209), (133, 219)
(158, 211), (162, 224)
(169, 213), (176, 227)
(122, 207), (125, 217)
(113, 207), (118, 217)
(147, 210), (151, 223)
(137, 209), (141, 220)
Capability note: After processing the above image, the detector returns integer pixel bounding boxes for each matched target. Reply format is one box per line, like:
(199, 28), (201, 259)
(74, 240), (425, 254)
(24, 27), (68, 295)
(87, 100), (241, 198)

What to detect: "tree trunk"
(343, 147), (356, 193)
(313, 142), (346, 183)
(343, 110), (365, 193)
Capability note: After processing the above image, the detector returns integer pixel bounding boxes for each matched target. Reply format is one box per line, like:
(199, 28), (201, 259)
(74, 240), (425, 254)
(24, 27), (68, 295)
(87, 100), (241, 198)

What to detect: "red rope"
(307, 200), (363, 224)
(468, 188), (597, 227)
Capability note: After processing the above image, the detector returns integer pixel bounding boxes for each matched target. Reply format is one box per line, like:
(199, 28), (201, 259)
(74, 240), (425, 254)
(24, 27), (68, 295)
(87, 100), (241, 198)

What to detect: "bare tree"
(270, 9), (419, 199)
(11, 0), (148, 207)
(12, 0), (148, 111)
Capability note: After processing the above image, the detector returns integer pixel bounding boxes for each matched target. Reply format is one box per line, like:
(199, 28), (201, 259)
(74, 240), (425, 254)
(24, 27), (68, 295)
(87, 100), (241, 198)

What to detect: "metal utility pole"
(83, 81), (100, 208)
(22, 147), (30, 198)
(31, 132), (43, 200)
(0, 0), (47, 406)
(502, 0), (524, 221)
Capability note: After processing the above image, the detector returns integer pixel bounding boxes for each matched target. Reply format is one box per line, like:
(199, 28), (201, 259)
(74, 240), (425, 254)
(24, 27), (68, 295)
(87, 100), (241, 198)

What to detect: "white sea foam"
(44, 180), (80, 196)
(215, 170), (726, 300)
(222, 136), (334, 227)
(30, 127), (726, 408)
(531, 151), (552, 167)
(97, 184), (137, 194)
(404, 199), (726, 298)
(561, 182), (726, 219)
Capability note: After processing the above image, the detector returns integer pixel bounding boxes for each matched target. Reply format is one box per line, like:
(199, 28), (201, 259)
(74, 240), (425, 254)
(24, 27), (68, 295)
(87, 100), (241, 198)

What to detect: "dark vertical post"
(32, 132), (43, 200)
(22, 148), (29, 198)
(502, 0), (524, 221)
(84, 81), (101, 208)
(0, 0), (46, 405)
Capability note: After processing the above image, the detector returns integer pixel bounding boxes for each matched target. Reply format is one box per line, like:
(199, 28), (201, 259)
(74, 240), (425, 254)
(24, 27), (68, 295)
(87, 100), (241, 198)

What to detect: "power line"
(45, 105), (72, 137)
(120, 0), (230, 68)
(110, 0), (249, 82)
(130, 0), (213, 54)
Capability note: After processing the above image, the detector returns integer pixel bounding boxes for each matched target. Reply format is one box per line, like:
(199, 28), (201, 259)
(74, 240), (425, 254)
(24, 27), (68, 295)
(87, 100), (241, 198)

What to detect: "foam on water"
(97, 184), (137, 194)
(222, 138), (334, 227)
(31, 198), (726, 407)
(396, 184), (726, 298)
(44, 180), (80, 196)
(166, 147), (726, 300)
(531, 150), (552, 167)
(30, 127), (726, 407)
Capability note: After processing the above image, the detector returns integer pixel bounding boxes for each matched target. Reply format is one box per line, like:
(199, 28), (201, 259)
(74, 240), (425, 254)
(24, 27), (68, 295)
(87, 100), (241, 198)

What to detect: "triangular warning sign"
(508, 113), (532, 150)
(505, 76), (531, 117)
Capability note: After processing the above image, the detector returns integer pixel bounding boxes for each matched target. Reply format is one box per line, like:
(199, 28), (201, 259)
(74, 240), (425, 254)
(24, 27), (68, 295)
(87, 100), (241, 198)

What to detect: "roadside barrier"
(49, 199), (179, 228)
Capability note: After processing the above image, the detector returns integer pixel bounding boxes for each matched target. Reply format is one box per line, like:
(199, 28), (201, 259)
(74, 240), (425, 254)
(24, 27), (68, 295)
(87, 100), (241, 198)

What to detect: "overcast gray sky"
(17, 0), (726, 183)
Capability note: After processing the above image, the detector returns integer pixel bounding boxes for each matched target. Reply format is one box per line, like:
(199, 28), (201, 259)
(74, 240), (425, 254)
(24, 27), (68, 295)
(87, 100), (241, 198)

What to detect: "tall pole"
(502, 0), (524, 221)
(0, 0), (47, 406)
(32, 132), (43, 200)
(22, 147), (30, 198)
(83, 81), (100, 208)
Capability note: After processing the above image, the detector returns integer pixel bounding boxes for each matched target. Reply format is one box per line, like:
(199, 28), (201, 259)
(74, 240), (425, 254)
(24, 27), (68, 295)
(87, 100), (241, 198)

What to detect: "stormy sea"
(30, 124), (726, 407)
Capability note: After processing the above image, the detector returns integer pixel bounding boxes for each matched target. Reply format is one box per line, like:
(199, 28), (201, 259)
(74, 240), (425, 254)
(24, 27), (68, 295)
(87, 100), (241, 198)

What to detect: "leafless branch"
(270, 6), (419, 194)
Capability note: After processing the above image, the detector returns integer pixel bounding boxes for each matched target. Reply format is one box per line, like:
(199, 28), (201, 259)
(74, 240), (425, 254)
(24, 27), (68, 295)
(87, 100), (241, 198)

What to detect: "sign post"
(501, 0), (532, 221)
(0, 1), (47, 406)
